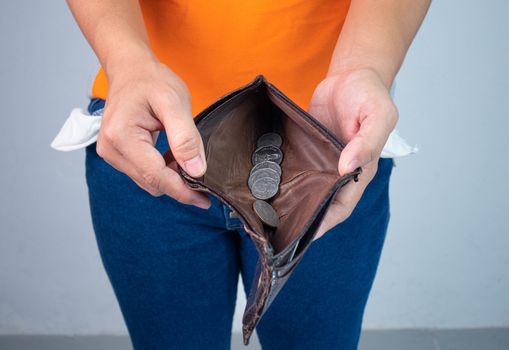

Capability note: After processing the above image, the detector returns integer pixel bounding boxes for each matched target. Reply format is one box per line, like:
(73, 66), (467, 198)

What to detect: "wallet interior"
(189, 82), (346, 255)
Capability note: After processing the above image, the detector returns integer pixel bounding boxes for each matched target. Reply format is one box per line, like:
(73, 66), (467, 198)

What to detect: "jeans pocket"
(88, 98), (106, 115)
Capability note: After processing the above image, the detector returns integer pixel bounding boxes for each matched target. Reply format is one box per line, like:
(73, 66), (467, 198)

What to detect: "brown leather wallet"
(163, 75), (361, 345)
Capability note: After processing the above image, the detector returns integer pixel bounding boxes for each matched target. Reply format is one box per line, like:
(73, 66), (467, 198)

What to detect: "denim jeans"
(85, 98), (394, 350)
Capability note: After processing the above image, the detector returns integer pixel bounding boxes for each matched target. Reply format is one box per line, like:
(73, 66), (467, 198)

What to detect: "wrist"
(327, 54), (399, 89)
(103, 42), (158, 84)
(326, 66), (391, 95)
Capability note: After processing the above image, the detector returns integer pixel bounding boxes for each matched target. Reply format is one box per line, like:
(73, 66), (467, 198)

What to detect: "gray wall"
(1, 0), (508, 335)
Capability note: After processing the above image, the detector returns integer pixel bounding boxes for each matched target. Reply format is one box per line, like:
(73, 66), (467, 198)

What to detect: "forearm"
(66, 0), (156, 80)
(328, 0), (431, 88)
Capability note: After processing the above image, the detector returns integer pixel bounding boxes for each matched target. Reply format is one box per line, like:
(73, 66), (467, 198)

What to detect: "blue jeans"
(85, 98), (394, 349)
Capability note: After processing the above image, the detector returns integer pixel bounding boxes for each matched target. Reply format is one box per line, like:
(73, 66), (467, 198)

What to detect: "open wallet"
(163, 75), (361, 345)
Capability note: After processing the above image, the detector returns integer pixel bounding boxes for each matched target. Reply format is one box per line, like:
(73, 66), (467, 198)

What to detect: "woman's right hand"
(96, 58), (211, 209)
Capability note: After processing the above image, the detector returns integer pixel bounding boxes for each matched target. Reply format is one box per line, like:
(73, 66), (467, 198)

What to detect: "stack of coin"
(248, 132), (283, 228)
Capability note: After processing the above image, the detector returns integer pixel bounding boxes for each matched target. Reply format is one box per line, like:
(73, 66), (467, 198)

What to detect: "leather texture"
(163, 75), (361, 345)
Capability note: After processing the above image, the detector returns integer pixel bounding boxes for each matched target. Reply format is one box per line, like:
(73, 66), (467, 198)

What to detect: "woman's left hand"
(308, 68), (398, 240)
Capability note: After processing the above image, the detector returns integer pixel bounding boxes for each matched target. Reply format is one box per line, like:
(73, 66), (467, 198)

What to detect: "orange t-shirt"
(91, 0), (351, 116)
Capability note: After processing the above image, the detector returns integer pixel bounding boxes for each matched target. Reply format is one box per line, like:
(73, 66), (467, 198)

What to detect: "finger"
(314, 179), (364, 240)
(152, 93), (207, 178)
(338, 105), (397, 175)
(108, 129), (211, 209)
(333, 161), (378, 216)
(130, 140), (210, 208)
(315, 161), (378, 238)
(97, 137), (168, 196)
(98, 138), (178, 198)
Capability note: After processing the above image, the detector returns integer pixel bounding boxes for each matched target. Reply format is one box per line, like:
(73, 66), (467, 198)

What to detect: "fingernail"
(192, 195), (211, 210)
(184, 155), (205, 177)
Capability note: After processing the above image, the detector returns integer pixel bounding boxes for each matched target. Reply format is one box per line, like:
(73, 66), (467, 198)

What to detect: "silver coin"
(250, 176), (279, 200)
(257, 132), (283, 148)
(250, 160), (282, 177)
(253, 200), (280, 227)
(248, 168), (280, 190)
(251, 145), (283, 165)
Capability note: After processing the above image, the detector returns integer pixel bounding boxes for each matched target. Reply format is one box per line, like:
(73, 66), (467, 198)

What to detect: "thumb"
(338, 115), (392, 176)
(155, 97), (207, 178)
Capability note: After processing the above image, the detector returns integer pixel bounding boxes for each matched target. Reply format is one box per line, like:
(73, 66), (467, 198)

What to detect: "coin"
(250, 176), (279, 200)
(251, 145), (283, 165)
(248, 168), (280, 190)
(253, 200), (280, 227)
(257, 132), (283, 148)
(250, 160), (282, 177)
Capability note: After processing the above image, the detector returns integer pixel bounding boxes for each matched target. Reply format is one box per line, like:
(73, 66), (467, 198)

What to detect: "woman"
(57, 0), (429, 348)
